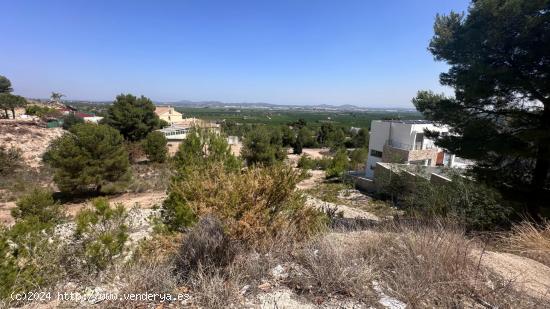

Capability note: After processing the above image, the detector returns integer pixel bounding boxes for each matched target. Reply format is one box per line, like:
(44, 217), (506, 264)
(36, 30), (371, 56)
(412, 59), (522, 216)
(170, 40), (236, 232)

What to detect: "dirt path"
(305, 195), (380, 221)
(0, 201), (16, 226)
(296, 170), (326, 190)
(0, 191), (168, 227)
(64, 191), (167, 217)
(480, 250), (550, 300)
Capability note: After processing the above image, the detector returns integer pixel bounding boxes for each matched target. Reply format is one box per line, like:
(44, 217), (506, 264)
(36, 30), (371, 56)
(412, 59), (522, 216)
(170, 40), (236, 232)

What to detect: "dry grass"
(507, 220), (550, 267)
(305, 181), (398, 218)
(287, 237), (377, 302)
(127, 162), (173, 193)
(376, 223), (545, 307)
(284, 222), (543, 307)
(176, 216), (236, 278)
(187, 267), (242, 309)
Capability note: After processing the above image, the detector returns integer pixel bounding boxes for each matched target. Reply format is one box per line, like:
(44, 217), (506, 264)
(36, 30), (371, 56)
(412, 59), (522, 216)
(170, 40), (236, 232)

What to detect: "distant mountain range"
(165, 100), (418, 112)
(39, 97), (418, 113)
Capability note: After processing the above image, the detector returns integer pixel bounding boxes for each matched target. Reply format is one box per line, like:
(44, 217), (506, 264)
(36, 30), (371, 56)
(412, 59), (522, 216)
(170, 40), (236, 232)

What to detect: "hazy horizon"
(1, 0), (469, 108)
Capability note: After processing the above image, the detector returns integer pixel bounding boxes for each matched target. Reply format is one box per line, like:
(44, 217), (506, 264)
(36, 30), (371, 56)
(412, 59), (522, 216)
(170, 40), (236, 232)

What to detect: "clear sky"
(0, 0), (470, 107)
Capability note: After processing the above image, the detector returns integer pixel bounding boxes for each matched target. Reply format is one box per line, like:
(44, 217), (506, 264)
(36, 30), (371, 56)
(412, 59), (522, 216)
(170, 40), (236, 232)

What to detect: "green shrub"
(142, 131), (168, 163)
(297, 155), (332, 171)
(61, 113), (84, 130)
(11, 188), (64, 225)
(163, 163), (327, 246)
(316, 156), (332, 170)
(44, 123), (131, 194)
(241, 126), (286, 166)
(349, 147), (368, 170)
(173, 128), (240, 179)
(74, 198), (128, 272)
(1, 218), (63, 302)
(25, 105), (59, 118)
(297, 155), (316, 170)
(0, 146), (22, 175)
(326, 149), (350, 178)
(378, 170), (512, 230)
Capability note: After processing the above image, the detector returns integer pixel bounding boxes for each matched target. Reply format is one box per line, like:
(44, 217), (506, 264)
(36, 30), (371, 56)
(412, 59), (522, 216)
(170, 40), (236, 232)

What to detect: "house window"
(370, 149), (383, 158)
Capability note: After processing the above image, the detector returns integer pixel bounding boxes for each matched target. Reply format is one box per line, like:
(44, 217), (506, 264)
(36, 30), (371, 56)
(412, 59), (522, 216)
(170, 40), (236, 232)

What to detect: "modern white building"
(365, 120), (463, 178)
(157, 125), (191, 141)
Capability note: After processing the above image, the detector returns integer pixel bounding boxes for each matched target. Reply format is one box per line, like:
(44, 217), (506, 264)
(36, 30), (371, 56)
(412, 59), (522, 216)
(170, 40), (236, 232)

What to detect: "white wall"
(365, 120), (451, 178)
(365, 121), (391, 178)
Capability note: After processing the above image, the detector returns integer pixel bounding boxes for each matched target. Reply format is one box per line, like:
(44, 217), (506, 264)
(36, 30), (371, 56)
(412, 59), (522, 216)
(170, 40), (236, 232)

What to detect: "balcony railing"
(386, 139), (435, 150)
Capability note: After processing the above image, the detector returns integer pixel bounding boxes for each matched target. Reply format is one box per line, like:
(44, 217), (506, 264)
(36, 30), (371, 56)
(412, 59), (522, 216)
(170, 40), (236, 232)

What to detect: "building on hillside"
(178, 117), (221, 134)
(157, 125), (191, 141)
(73, 112), (103, 124)
(82, 116), (103, 123)
(155, 106), (183, 124)
(364, 120), (469, 178)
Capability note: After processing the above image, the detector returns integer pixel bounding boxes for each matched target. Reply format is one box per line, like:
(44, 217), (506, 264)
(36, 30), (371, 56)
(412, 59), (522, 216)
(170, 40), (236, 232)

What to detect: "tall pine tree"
(413, 0), (550, 215)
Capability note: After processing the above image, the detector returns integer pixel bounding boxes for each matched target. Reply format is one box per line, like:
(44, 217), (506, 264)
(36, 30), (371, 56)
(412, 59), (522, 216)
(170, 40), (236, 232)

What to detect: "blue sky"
(0, 0), (470, 107)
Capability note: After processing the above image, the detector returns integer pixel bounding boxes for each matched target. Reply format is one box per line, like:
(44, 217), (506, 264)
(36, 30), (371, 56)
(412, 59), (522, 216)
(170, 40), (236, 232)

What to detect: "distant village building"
(155, 106), (183, 124)
(154, 106), (222, 155)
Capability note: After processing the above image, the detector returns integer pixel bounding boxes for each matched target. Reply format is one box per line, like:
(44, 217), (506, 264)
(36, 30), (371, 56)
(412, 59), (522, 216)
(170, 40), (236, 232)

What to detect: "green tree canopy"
(50, 92), (64, 104)
(173, 128), (240, 178)
(102, 94), (160, 141)
(349, 128), (369, 148)
(241, 126), (286, 166)
(61, 113), (84, 130)
(413, 0), (550, 215)
(0, 93), (26, 119)
(44, 123), (131, 193)
(326, 149), (350, 178)
(142, 131), (168, 163)
(0, 75), (12, 93)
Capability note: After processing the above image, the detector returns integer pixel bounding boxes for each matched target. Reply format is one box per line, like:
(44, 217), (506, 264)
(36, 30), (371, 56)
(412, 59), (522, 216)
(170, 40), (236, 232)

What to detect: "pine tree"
(44, 123), (131, 193)
(413, 0), (550, 215)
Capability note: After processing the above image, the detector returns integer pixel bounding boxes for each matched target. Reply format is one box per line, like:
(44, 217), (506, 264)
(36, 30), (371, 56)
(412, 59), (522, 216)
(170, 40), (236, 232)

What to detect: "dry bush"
(175, 217), (286, 308)
(507, 220), (550, 267)
(372, 222), (541, 307)
(132, 233), (183, 263)
(284, 223), (543, 307)
(176, 216), (236, 279)
(125, 141), (145, 164)
(127, 162), (173, 193)
(164, 163), (328, 246)
(188, 268), (241, 309)
(287, 237), (377, 302)
(119, 259), (178, 294)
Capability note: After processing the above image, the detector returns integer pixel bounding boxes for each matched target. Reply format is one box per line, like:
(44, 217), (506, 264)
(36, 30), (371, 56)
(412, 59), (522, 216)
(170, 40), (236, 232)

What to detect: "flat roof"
(157, 125), (191, 133)
(380, 119), (433, 124)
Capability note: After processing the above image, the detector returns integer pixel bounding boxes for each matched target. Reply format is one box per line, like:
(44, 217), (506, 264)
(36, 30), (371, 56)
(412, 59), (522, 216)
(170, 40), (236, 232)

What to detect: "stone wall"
(407, 148), (438, 166)
(381, 144), (438, 166)
(382, 145), (409, 163)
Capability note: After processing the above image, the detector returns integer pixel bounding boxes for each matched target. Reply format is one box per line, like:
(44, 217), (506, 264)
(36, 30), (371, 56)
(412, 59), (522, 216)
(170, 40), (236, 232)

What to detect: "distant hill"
(166, 100), (418, 113)
(27, 97), (418, 113)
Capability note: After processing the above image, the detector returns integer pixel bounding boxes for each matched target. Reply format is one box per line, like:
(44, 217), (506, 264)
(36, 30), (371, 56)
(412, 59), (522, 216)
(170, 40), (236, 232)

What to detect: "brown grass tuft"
(507, 219), (550, 267)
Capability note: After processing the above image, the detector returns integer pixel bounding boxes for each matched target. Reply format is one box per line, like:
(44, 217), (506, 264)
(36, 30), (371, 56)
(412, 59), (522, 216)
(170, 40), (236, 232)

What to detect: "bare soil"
(0, 120), (64, 169)
(480, 250), (550, 300)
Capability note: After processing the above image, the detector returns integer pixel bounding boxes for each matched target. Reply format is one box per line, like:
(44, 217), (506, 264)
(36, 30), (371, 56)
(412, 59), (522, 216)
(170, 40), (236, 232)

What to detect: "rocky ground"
(3, 133), (550, 308)
(0, 120), (64, 169)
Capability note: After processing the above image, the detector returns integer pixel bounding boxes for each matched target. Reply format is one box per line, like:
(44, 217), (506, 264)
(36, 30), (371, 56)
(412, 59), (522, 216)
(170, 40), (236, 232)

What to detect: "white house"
(157, 125), (191, 141)
(365, 120), (465, 178)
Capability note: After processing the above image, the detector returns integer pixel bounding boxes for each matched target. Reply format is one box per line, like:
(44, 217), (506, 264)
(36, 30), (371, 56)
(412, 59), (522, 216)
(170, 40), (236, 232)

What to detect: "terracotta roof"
(155, 106), (172, 115)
